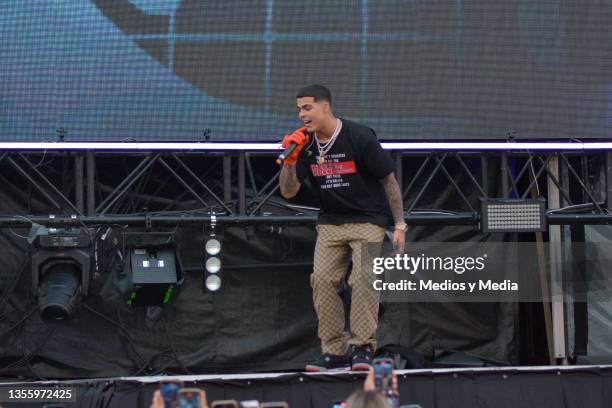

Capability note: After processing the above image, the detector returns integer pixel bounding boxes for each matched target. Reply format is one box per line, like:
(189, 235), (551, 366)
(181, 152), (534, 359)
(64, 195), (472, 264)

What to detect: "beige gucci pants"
(311, 223), (386, 355)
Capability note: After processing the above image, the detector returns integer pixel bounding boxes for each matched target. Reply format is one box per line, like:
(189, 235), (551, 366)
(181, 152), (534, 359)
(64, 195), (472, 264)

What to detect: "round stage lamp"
(205, 275), (222, 291)
(205, 238), (221, 256)
(38, 263), (82, 321)
(206, 257), (221, 274)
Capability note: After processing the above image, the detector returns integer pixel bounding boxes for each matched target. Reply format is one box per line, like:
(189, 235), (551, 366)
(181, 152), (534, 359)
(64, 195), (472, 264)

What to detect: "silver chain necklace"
(315, 119), (342, 164)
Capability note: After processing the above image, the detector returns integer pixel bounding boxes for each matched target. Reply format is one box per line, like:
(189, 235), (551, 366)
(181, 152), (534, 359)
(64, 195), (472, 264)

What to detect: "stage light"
(205, 275), (222, 292)
(205, 238), (221, 256)
(115, 232), (183, 307)
(1, 141), (607, 151)
(30, 227), (91, 321)
(122, 248), (179, 306)
(205, 257), (221, 274)
(38, 263), (81, 321)
(203, 214), (223, 292)
(480, 198), (546, 233)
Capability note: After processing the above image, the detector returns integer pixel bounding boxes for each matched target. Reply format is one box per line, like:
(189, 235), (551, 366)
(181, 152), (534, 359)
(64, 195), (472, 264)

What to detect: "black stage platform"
(2, 365), (612, 408)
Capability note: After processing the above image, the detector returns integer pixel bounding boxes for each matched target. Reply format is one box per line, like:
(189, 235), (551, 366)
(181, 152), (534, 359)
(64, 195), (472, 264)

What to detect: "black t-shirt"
(295, 119), (395, 227)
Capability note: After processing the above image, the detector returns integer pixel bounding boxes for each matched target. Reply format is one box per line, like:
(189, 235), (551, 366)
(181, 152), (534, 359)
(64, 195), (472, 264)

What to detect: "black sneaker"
(305, 354), (350, 372)
(350, 345), (373, 371)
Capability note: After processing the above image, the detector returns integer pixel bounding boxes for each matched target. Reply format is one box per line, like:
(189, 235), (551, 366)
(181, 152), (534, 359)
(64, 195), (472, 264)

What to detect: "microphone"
(276, 131), (311, 165)
(276, 143), (298, 165)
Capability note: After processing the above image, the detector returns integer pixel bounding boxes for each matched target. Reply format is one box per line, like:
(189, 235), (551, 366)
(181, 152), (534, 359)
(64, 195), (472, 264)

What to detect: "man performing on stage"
(279, 85), (407, 372)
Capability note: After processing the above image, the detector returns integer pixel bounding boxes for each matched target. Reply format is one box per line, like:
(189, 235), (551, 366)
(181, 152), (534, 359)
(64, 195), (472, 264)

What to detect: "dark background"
(1, 0), (611, 142)
(0, 154), (521, 379)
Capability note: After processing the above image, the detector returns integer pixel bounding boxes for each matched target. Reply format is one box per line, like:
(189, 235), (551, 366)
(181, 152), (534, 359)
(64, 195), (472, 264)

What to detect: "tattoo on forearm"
(280, 163), (299, 197)
(381, 174), (405, 224)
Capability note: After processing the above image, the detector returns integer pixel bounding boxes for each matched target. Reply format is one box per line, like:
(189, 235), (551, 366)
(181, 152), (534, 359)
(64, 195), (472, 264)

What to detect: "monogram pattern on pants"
(311, 223), (386, 355)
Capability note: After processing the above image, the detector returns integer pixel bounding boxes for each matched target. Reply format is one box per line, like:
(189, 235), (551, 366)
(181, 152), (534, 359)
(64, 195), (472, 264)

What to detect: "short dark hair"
(296, 84), (332, 105)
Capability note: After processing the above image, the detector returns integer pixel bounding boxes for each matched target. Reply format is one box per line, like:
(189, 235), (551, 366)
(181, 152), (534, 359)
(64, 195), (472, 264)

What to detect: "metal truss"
(0, 148), (611, 228)
(0, 147), (609, 365)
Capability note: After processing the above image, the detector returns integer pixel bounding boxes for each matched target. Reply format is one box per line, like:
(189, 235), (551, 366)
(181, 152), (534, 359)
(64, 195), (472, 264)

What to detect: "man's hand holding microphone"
(277, 127), (309, 165)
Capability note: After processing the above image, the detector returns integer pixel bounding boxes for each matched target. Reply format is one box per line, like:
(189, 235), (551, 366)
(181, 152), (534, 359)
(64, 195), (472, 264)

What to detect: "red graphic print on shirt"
(310, 161), (357, 177)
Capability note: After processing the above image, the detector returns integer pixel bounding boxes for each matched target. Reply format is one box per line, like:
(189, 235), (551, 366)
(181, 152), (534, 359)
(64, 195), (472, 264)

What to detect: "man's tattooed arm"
(279, 163), (301, 198)
(380, 173), (405, 224)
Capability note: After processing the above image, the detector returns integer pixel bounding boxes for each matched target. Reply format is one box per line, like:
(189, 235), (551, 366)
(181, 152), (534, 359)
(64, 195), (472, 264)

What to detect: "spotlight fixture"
(116, 232), (183, 307)
(205, 238), (221, 256)
(30, 226), (92, 321)
(480, 198), (546, 233)
(205, 274), (222, 292)
(204, 214), (223, 292)
(205, 256), (221, 274)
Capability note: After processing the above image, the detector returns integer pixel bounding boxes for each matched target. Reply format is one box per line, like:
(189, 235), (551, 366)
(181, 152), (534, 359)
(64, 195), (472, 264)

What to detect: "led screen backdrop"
(0, 1), (611, 141)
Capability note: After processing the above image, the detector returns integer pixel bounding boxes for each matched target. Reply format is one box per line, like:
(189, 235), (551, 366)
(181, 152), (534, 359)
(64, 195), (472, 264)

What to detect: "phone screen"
(160, 381), (183, 408)
(178, 392), (201, 408)
(373, 358), (393, 392)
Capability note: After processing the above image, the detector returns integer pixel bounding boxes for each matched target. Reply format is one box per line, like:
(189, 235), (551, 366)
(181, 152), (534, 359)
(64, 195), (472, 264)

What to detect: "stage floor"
(2, 365), (612, 407)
